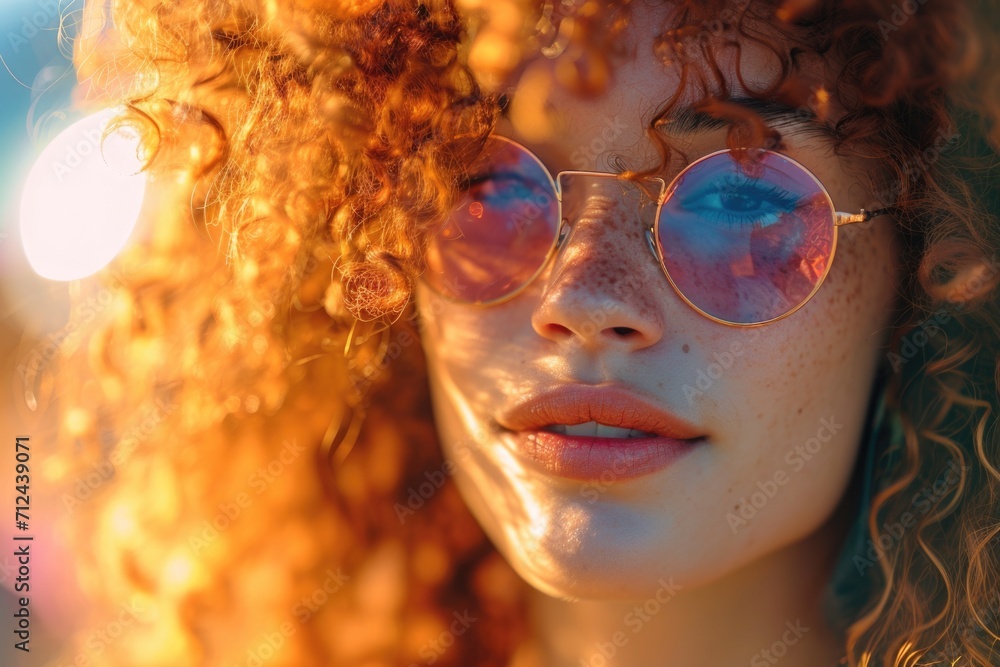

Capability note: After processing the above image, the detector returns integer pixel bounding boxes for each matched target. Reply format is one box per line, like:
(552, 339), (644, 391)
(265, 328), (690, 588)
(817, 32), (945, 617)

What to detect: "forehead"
(493, 4), (831, 172)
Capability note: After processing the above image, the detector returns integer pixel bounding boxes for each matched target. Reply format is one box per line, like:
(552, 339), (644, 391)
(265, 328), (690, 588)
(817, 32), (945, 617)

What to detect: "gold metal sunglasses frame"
(424, 134), (896, 327)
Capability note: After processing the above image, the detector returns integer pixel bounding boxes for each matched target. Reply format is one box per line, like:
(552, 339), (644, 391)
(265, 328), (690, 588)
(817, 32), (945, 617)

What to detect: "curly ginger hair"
(32, 0), (1000, 665)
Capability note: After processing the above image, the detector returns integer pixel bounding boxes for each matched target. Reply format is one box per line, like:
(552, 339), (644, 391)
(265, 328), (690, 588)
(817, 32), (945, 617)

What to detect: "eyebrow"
(498, 91), (835, 145)
(661, 96), (835, 140)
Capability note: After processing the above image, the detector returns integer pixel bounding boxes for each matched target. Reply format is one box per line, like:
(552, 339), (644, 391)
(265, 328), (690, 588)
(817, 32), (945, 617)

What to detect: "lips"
(496, 384), (707, 482)
(498, 384), (705, 440)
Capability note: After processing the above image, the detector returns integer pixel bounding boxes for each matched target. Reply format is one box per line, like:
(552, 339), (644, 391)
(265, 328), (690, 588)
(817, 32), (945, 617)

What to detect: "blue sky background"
(1, 0), (86, 249)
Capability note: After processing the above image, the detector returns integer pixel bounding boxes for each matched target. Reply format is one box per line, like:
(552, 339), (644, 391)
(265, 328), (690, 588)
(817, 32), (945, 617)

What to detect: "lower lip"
(508, 430), (705, 482)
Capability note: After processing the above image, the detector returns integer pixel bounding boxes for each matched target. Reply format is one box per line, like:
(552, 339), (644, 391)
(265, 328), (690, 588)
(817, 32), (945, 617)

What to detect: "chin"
(502, 542), (698, 602)
(478, 501), (718, 601)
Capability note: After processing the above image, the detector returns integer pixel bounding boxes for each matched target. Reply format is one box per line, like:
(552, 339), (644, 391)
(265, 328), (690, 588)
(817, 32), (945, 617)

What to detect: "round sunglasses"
(422, 134), (894, 326)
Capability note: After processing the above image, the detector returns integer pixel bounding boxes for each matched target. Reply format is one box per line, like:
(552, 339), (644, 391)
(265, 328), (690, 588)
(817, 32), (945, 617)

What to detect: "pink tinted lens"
(656, 150), (835, 324)
(424, 137), (559, 303)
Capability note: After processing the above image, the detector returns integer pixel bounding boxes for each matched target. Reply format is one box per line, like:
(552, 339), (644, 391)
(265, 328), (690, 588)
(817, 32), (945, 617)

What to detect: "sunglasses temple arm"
(835, 206), (900, 227)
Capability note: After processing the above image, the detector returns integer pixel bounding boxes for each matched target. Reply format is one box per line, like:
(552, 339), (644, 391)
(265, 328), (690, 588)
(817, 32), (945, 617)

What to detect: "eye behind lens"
(424, 137), (561, 304)
(654, 149), (837, 325)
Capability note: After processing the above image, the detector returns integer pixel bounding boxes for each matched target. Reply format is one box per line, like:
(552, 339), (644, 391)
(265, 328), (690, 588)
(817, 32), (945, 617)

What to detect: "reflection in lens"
(424, 137), (559, 303)
(656, 151), (835, 324)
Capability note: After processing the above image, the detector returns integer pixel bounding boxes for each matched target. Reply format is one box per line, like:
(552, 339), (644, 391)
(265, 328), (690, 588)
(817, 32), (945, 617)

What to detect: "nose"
(530, 175), (667, 351)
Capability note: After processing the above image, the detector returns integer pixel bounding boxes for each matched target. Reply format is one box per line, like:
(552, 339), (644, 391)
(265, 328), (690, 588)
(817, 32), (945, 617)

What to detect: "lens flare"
(20, 108), (147, 281)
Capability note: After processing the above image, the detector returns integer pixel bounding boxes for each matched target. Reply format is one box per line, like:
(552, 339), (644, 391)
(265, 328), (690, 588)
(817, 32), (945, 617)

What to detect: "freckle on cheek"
(682, 344), (689, 353)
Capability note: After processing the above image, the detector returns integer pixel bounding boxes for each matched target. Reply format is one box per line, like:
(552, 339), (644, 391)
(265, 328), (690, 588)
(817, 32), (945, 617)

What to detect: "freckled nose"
(530, 176), (666, 351)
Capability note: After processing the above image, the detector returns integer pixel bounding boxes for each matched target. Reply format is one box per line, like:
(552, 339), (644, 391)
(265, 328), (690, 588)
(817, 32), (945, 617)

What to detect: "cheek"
(411, 282), (522, 484)
(413, 282), (537, 402)
(703, 221), (898, 544)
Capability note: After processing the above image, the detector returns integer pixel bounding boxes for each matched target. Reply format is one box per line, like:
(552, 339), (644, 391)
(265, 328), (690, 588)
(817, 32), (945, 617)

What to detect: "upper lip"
(497, 383), (706, 440)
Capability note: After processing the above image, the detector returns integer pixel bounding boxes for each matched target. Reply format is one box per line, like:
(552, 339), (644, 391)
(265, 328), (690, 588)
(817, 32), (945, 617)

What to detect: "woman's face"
(413, 2), (901, 600)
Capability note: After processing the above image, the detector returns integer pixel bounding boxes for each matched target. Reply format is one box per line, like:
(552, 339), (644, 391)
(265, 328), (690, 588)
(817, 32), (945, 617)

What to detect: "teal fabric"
(821, 363), (906, 637)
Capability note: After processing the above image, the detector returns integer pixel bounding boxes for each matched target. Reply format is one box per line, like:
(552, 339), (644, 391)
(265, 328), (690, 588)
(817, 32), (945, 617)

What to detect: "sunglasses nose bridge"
(644, 227), (660, 264)
(553, 171), (664, 241)
(540, 174), (671, 305)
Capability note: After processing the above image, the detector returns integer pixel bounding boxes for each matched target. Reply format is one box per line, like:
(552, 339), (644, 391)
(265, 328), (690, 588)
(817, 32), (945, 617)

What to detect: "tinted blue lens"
(656, 150), (835, 324)
(424, 137), (559, 303)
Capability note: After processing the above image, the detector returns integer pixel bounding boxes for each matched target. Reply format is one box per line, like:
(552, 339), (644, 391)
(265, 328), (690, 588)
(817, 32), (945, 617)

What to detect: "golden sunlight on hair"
(5, 1), (994, 667)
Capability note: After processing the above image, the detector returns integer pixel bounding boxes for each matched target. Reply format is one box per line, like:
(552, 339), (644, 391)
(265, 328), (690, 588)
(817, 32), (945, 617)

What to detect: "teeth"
(543, 421), (656, 438)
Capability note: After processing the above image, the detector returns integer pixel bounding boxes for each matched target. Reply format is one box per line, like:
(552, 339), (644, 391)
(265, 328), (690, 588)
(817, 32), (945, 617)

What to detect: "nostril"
(544, 323), (573, 337)
(611, 326), (637, 336)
